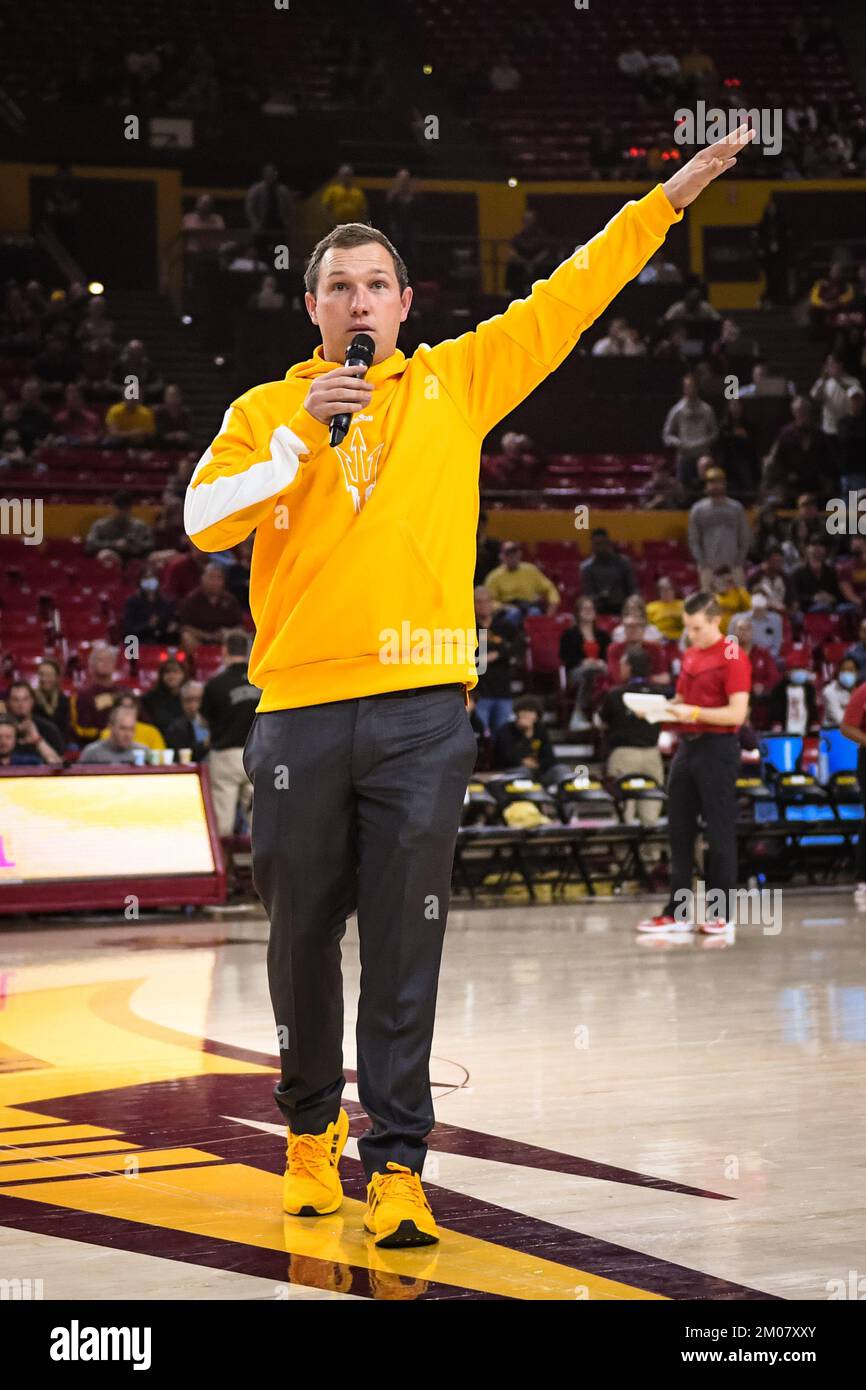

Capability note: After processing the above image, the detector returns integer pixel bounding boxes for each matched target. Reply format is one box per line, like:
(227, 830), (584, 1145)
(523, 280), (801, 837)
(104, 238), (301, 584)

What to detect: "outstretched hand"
(662, 123), (756, 211)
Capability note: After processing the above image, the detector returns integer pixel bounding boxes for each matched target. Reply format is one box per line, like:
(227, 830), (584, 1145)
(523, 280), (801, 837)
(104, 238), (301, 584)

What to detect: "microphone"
(329, 332), (375, 448)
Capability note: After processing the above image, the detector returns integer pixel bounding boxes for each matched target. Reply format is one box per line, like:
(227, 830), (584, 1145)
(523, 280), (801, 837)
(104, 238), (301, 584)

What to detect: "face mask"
(751, 594), (768, 612)
(840, 671), (857, 689)
(790, 670), (808, 685)
(141, 577), (159, 592)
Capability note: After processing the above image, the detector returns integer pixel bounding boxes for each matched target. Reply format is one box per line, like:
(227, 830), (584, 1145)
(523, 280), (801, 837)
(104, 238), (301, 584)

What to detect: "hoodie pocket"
(269, 516), (445, 668)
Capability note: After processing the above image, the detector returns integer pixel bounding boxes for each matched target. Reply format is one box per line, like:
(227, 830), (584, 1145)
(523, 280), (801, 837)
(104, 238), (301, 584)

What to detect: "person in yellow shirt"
(483, 541), (559, 616)
(184, 124), (753, 1248)
(646, 575), (685, 639)
(98, 693), (165, 750)
(321, 164), (369, 227)
(105, 399), (155, 441)
(712, 566), (751, 633)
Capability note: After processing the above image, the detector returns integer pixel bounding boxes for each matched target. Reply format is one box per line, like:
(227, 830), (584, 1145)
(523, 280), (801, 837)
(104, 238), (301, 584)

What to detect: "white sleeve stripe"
(184, 424), (308, 537)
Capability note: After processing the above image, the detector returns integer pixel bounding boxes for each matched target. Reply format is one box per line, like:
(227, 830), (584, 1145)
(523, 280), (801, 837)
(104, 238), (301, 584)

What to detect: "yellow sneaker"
(363, 1161), (439, 1247)
(283, 1108), (349, 1216)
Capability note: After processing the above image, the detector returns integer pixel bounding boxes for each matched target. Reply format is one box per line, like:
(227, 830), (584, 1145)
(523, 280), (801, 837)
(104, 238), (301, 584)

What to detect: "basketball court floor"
(1, 891), (863, 1302)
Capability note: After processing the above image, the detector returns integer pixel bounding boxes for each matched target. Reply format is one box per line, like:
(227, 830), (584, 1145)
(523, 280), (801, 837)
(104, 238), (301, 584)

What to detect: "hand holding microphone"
(301, 333), (376, 446)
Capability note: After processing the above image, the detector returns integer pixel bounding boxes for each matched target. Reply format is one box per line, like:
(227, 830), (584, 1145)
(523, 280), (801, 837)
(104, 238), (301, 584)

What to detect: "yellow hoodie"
(184, 183), (682, 712)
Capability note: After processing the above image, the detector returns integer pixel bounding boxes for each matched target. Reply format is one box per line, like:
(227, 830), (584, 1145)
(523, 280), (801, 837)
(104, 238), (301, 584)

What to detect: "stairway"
(732, 306), (823, 396)
(106, 288), (232, 451)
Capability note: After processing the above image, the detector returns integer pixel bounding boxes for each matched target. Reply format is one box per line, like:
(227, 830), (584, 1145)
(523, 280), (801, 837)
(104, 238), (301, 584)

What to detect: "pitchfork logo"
(334, 425), (384, 513)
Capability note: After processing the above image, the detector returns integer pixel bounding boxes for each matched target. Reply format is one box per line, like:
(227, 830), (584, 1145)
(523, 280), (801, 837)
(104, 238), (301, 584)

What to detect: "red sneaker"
(636, 913), (694, 933)
(697, 920), (734, 935)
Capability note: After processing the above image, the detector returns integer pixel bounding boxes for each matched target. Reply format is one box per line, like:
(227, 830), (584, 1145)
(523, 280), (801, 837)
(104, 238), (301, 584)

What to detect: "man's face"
(714, 572), (733, 594)
(683, 376), (697, 399)
(306, 244), (413, 366)
(807, 545), (825, 568)
(623, 619), (644, 644)
(182, 687), (203, 717)
(0, 725), (16, 756)
(502, 544), (521, 570)
(202, 567), (224, 597)
(111, 711), (137, 748)
(516, 709), (536, 734)
(683, 609), (721, 649)
(707, 476), (726, 499)
(7, 686), (33, 718)
(592, 535), (611, 559)
(474, 590), (493, 623)
(767, 551), (783, 574)
(91, 651), (115, 680)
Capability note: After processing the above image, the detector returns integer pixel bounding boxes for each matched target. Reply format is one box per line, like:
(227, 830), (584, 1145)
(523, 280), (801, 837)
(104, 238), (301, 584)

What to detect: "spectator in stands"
(162, 537), (206, 601)
(505, 210), (553, 299)
(16, 378), (55, 450)
(32, 658), (71, 742)
(70, 643), (128, 741)
(139, 657), (186, 736)
(53, 383), (101, 443)
(76, 296), (116, 347)
(494, 695), (555, 775)
(792, 537), (843, 611)
(606, 616), (670, 688)
(178, 561), (246, 654)
(122, 569), (179, 647)
(637, 248), (682, 285)
(748, 501), (788, 564)
(663, 373), (719, 493)
(154, 384), (193, 446)
(639, 459), (686, 509)
(483, 541), (559, 619)
(710, 566), (751, 634)
(663, 286), (720, 323)
(98, 693), (165, 751)
(839, 677), (866, 902)
(200, 631), (259, 836)
(767, 656), (818, 734)
(560, 595), (611, 732)
(78, 704), (147, 765)
(822, 656), (859, 727)
(810, 354), (861, 438)
(845, 617), (866, 678)
(249, 274), (286, 312)
(745, 589), (784, 659)
(688, 466), (750, 589)
(150, 489), (185, 553)
(104, 397), (156, 445)
(85, 490), (154, 560)
(785, 492), (826, 563)
(579, 528), (636, 615)
(616, 42), (649, 79)
(32, 331), (80, 398)
(737, 361), (794, 399)
(679, 41), (717, 98)
(80, 340), (118, 402)
(809, 263), (853, 333)
(2, 682), (64, 761)
(472, 586), (518, 736)
(716, 399), (759, 495)
(181, 193), (225, 256)
(837, 535), (866, 609)
(246, 163), (295, 264)
(599, 648), (664, 826)
(612, 595), (663, 643)
(481, 430), (541, 487)
(757, 198), (790, 305)
(646, 575), (685, 640)
(474, 511), (502, 586)
(111, 339), (164, 404)
(165, 679), (210, 762)
(0, 427), (26, 472)
(591, 316), (645, 356)
(644, 45), (682, 101)
(728, 610), (780, 691)
(320, 163), (368, 228)
(0, 715), (43, 766)
(489, 53), (521, 93)
(652, 321), (691, 363)
(710, 317), (758, 373)
(761, 397), (834, 505)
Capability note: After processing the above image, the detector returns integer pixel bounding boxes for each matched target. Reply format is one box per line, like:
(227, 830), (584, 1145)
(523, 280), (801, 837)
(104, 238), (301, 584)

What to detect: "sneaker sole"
(364, 1218), (439, 1248)
(285, 1196), (343, 1217)
(636, 922), (694, 933)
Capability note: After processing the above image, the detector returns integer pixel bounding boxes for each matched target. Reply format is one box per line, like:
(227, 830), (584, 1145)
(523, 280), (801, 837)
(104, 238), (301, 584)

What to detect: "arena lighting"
(181, 314), (193, 325)
(87, 280), (104, 296)
(422, 64), (432, 75)
(507, 177), (518, 188)
(214, 355), (226, 367)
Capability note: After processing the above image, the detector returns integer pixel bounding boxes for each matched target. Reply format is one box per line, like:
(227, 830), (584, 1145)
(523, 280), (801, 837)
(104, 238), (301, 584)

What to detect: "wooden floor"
(0, 890), (863, 1301)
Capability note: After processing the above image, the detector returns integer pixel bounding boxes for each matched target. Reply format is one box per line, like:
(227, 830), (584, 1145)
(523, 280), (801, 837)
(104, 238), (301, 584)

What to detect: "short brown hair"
(304, 223), (408, 296)
(683, 590), (721, 618)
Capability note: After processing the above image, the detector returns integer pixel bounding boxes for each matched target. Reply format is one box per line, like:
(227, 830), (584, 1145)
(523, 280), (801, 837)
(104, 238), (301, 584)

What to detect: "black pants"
(242, 684), (477, 1180)
(663, 733), (740, 923)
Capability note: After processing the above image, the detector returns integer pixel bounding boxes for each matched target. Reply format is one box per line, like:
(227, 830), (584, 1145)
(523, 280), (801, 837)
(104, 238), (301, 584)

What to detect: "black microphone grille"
(346, 333), (375, 366)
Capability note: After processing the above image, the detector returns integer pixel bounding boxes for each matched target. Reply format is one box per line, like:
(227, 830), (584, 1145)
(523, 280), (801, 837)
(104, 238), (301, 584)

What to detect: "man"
(745, 590), (783, 659)
(69, 644), (128, 741)
(122, 569), (178, 645)
(165, 679), (210, 763)
(727, 612), (780, 725)
(687, 466), (750, 589)
(472, 585), (519, 736)
(0, 715), (43, 767)
(762, 397), (835, 505)
(85, 490), (154, 560)
(810, 354), (860, 436)
(200, 631), (259, 835)
(154, 384), (193, 446)
(246, 163), (294, 265)
(183, 124), (752, 1246)
(505, 208), (552, 299)
(78, 705), (148, 764)
(580, 528), (636, 615)
(483, 541), (559, 618)
(2, 681), (65, 759)
(598, 648), (664, 825)
(662, 374), (719, 493)
(53, 382), (101, 443)
(749, 542), (794, 620)
(321, 163), (369, 228)
(177, 561), (245, 653)
(104, 397), (156, 444)
(493, 695), (556, 775)
(792, 538), (843, 612)
(838, 388), (866, 491)
(711, 566), (752, 634)
(606, 616), (671, 687)
(473, 510), (503, 586)
(637, 589), (751, 935)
